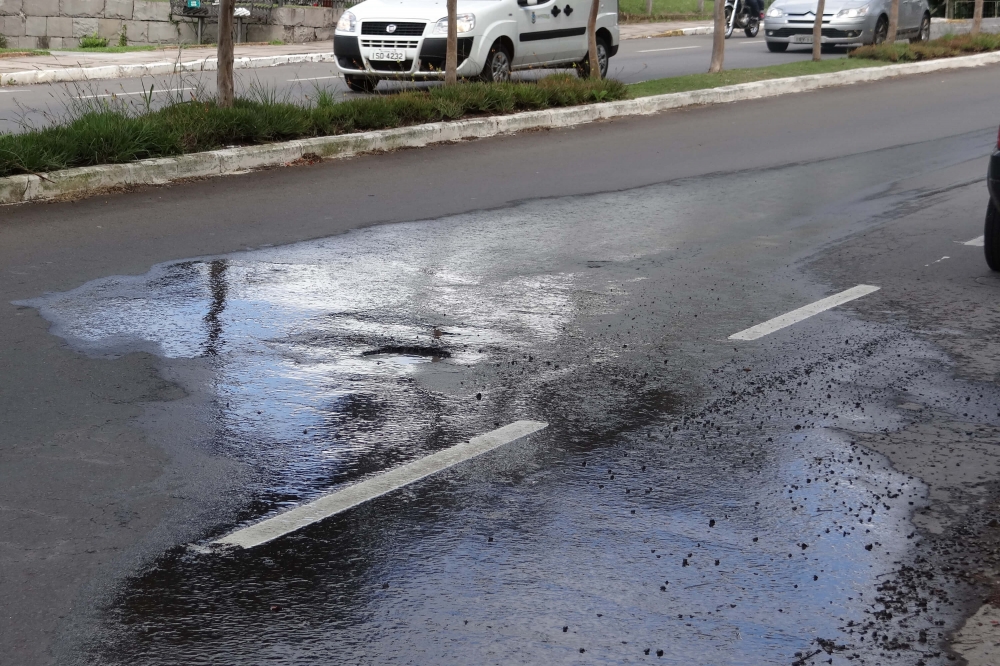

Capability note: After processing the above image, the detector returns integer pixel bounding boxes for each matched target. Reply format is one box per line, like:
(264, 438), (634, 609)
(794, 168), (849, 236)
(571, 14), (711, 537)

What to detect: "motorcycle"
(724, 0), (760, 38)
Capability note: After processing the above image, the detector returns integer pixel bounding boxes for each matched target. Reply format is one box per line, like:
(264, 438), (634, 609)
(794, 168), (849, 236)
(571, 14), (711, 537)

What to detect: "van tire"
(480, 41), (512, 82)
(577, 35), (610, 79)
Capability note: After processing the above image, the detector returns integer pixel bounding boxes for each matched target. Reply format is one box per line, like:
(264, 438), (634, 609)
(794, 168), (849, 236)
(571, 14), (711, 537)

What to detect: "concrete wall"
(0, 0), (342, 49)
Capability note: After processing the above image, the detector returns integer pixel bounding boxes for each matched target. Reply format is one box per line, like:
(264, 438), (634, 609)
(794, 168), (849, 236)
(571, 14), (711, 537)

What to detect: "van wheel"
(986, 199), (1000, 271)
(480, 41), (512, 82)
(577, 36), (610, 79)
(766, 40), (788, 52)
(344, 75), (379, 93)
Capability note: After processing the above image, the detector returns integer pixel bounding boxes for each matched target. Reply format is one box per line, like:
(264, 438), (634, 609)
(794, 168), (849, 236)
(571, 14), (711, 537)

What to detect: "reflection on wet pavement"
(23, 161), (953, 664)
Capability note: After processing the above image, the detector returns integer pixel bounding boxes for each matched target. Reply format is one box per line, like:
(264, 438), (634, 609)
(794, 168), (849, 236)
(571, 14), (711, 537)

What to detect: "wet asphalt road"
(2, 66), (1000, 665)
(0, 33), (840, 134)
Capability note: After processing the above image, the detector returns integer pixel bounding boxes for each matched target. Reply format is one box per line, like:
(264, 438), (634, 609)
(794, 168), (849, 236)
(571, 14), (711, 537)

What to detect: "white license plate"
(791, 35), (814, 43)
(371, 50), (406, 61)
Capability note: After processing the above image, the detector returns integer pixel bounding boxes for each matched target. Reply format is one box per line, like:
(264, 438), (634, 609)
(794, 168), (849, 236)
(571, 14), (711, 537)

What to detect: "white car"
(333, 0), (620, 92)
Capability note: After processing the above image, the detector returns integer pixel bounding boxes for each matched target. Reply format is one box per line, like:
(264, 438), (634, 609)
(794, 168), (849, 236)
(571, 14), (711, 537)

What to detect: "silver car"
(763, 0), (931, 51)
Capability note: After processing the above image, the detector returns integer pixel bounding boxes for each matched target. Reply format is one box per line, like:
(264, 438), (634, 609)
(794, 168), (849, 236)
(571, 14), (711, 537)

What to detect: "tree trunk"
(698, 0), (705, 14)
(445, 0), (458, 84)
(217, 0), (235, 107)
(886, 0), (899, 43)
(812, 0), (825, 60)
(646, 0), (653, 15)
(973, 0), (984, 35)
(588, 0), (600, 77)
(708, 0), (725, 72)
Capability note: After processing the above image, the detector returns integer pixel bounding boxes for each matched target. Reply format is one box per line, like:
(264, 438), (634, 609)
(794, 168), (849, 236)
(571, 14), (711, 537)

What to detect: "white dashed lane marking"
(210, 420), (549, 550)
(730, 284), (880, 341)
(958, 235), (985, 246)
(638, 45), (701, 52)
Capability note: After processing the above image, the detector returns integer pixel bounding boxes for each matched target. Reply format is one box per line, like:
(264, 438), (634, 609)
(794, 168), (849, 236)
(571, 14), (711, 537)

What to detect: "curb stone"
(1, 53), (339, 88)
(4, 50), (1000, 205)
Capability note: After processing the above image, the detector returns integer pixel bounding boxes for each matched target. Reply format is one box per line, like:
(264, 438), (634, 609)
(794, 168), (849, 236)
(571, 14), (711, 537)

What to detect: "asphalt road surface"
(0, 33), (841, 134)
(3, 65), (1000, 666)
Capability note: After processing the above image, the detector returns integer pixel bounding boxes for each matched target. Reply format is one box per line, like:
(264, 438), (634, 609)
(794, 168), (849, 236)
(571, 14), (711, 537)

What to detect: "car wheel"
(872, 16), (889, 45)
(986, 199), (1000, 271)
(480, 41), (512, 83)
(912, 12), (931, 42)
(344, 75), (379, 93)
(766, 40), (788, 52)
(745, 17), (760, 38)
(821, 42), (837, 53)
(578, 36), (610, 79)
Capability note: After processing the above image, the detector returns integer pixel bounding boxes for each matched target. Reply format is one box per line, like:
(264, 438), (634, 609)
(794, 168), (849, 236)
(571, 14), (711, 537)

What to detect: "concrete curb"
(0, 52), (338, 88)
(4, 50), (999, 205)
(650, 26), (714, 37)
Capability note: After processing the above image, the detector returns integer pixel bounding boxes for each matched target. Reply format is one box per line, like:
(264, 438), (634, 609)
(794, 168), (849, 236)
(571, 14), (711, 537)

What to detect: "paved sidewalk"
(0, 42), (334, 79)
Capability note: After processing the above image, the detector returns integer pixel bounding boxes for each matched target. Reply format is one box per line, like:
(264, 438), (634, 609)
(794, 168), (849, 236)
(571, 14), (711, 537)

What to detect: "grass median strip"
(849, 32), (1000, 62)
(0, 75), (627, 179)
(628, 57), (887, 97)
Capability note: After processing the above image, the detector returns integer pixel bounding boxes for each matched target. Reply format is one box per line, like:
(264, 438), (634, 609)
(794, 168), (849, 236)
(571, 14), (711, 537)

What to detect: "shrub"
(79, 33), (110, 49)
(0, 35), (8, 49)
(119, 25), (128, 48)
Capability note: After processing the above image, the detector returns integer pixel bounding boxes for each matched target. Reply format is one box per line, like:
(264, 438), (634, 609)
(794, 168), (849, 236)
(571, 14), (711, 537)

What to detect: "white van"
(333, 0), (619, 91)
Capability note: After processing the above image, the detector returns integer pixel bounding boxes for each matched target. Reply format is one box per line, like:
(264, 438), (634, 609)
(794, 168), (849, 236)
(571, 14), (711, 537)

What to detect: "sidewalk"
(0, 41), (334, 82)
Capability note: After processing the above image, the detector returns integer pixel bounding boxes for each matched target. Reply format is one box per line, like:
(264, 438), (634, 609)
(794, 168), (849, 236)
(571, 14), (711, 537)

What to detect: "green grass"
(0, 48), (51, 57)
(849, 32), (1000, 61)
(618, 0), (714, 21)
(59, 45), (158, 53)
(0, 75), (628, 178)
(628, 57), (887, 96)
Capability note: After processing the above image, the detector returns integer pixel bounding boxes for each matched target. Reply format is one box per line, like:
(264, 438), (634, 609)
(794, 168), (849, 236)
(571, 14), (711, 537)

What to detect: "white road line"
(729, 284), (880, 341)
(925, 255), (950, 266)
(288, 75), (342, 81)
(210, 420), (548, 550)
(958, 235), (985, 246)
(74, 87), (194, 99)
(638, 45), (701, 53)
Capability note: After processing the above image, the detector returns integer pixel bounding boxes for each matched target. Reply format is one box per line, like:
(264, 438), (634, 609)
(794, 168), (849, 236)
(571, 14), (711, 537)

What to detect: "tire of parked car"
(912, 12), (931, 41)
(872, 15), (889, 44)
(344, 75), (379, 93)
(480, 40), (513, 83)
(577, 35), (610, 79)
(986, 199), (1000, 271)
(766, 41), (788, 52)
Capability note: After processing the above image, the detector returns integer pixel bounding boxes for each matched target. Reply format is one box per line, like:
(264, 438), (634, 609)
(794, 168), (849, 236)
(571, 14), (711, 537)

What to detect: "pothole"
(361, 345), (451, 359)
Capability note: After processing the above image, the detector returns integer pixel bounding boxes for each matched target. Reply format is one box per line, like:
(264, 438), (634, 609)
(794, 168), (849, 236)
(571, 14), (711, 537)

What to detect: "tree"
(445, 0), (458, 84)
(973, 0), (984, 35)
(647, 0), (654, 15)
(217, 0), (235, 107)
(709, 0), (725, 72)
(811, 0), (826, 60)
(587, 0), (601, 77)
(698, 0), (705, 15)
(886, 0), (899, 43)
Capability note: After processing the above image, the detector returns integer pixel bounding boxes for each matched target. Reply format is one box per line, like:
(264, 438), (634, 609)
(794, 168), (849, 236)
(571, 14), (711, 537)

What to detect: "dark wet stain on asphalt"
(21, 144), (1000, 665)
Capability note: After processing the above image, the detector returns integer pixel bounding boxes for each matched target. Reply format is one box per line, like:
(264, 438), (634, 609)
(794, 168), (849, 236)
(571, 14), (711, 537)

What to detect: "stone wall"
(0, 0), (341, 49)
